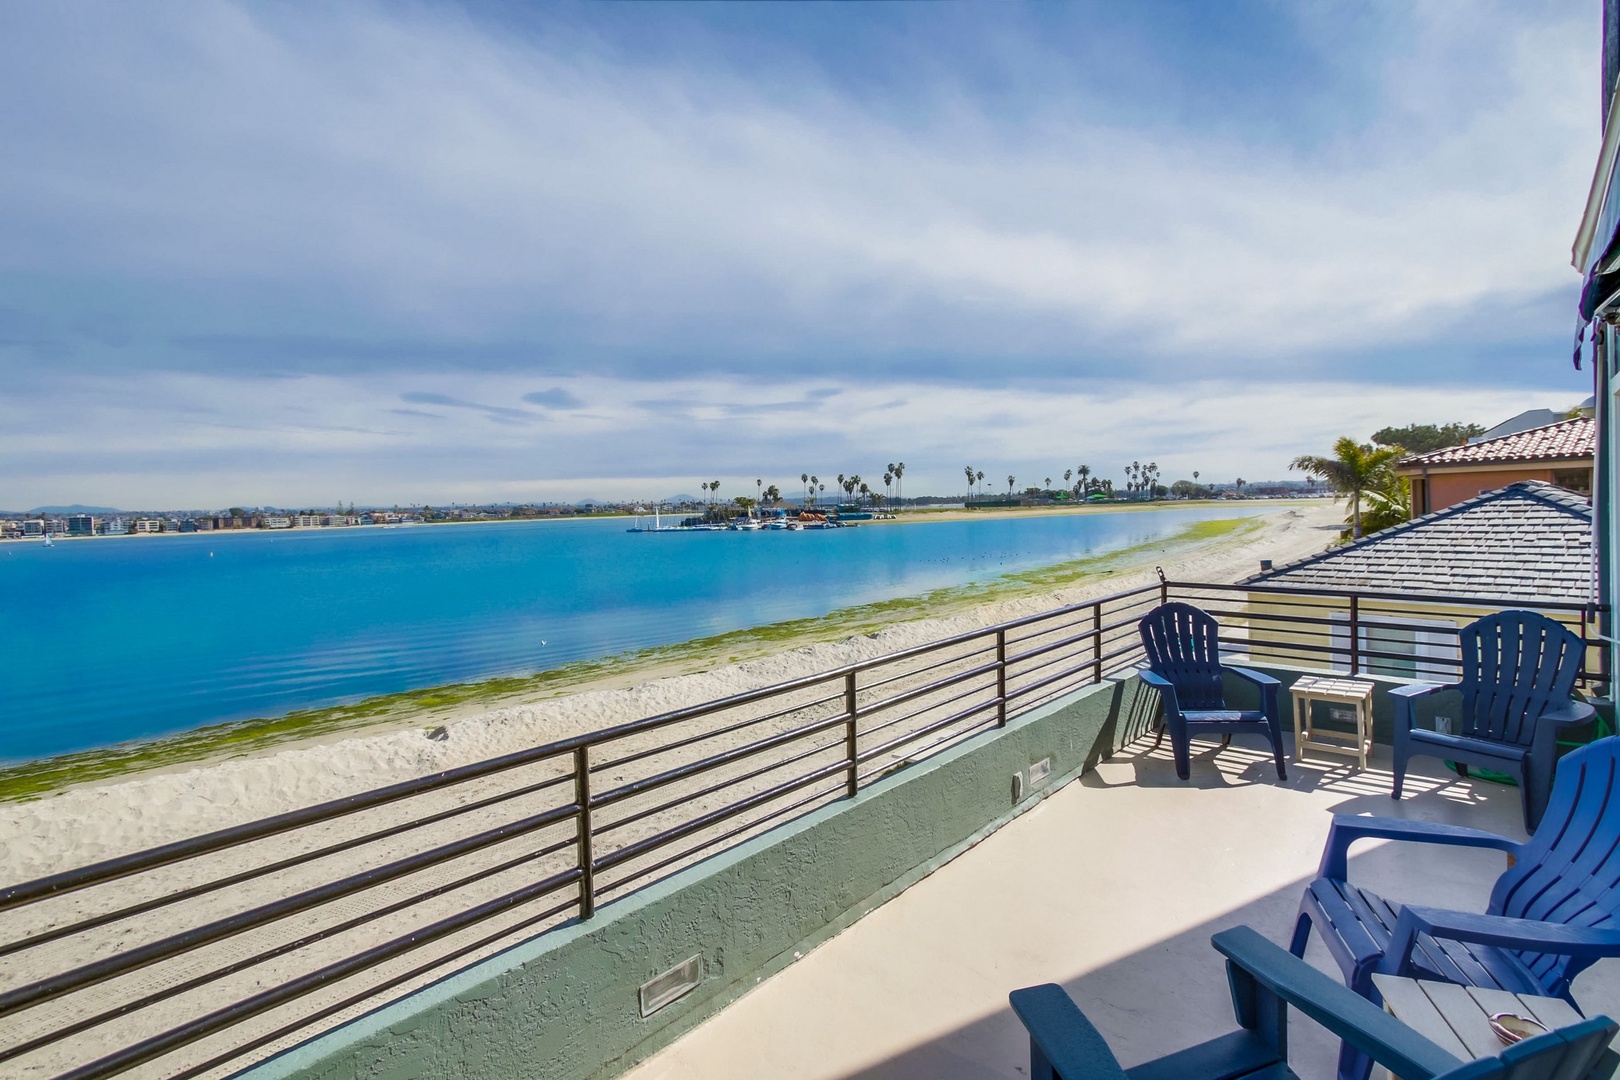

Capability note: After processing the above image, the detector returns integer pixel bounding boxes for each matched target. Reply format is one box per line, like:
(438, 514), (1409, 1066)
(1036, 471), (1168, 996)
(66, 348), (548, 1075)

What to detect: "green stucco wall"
(242, 676), (1144, 1080)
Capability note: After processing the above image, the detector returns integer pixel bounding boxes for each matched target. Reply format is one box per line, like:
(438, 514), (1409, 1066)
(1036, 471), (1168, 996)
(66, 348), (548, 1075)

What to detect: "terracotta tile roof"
(1241, 480), (1592, 604)
(1397, 417), (1594, 469)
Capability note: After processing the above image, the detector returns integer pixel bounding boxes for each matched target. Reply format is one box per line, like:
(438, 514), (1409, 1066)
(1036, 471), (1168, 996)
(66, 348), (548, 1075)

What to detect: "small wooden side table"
(1371, 974), (1616, 1079)
(1289, 675), (1374, 768)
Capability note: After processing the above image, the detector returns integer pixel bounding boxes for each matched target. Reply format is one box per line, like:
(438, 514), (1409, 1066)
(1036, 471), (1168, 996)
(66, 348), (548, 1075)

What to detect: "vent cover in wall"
(640, 954), (703, 1017)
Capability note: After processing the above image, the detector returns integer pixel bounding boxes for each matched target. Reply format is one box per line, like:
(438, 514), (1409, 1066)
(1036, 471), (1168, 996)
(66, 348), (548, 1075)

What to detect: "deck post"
(1349, 596), (1361, 676)
(1093, 603), (1103, 683)
(845, 670), (859, 797)
(996, 628), (1008, 726)
(574, 745), (596, 919)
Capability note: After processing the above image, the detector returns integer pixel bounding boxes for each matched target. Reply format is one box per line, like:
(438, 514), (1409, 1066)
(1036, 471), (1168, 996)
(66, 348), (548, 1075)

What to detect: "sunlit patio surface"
(622, 731), (1620, 1080)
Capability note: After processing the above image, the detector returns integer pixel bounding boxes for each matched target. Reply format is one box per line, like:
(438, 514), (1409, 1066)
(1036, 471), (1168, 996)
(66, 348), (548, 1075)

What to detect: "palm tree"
(1290, 437), (1405, 539)
(1064, 468), (1072, 492)
(964, 465), (975, 506)
(884, 470), (894, 505)
(756, 478), (762, 506)
(976, 469), (984, 501)
(1234, 477), (1245, 498)
(1193, 470), (1200, 497)
(809, 475), (819, 507)
(1007, 474), (1015, 500)
(801, 472), (809, 506)
(859, 481), (870, 505)
(1044, 476), (1051, 492)
(894, 461), (905, 510)
(1078, 464), (1090, 495)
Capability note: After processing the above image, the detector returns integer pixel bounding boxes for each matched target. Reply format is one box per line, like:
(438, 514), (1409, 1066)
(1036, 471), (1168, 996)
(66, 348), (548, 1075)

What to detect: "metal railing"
(0, 578), (1603, 1079)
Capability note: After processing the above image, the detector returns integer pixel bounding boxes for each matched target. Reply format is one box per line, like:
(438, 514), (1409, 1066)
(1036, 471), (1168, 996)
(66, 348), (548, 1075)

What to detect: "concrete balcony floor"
(623, 734), (1620, 1080)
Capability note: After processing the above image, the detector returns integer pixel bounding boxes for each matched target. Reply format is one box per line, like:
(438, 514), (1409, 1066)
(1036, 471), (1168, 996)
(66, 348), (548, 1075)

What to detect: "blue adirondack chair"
(1010, 926), (1617, 1080)
(1292, 737), (1620, 1080)
(1391, 609), (1594, 832)
(1137, 602), (1287, 781)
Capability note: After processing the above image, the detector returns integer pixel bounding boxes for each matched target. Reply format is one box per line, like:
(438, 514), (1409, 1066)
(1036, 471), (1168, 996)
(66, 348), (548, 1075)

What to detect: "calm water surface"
(0, 507), (1267, 761)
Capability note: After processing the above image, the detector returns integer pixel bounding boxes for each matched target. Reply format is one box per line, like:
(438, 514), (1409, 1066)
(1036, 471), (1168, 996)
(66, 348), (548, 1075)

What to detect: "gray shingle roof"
(1241, 480), (1592, 604)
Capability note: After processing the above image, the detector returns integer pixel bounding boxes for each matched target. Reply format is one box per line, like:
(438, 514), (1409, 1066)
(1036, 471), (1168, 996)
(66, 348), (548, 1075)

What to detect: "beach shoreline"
(0, 501), (1340, 821)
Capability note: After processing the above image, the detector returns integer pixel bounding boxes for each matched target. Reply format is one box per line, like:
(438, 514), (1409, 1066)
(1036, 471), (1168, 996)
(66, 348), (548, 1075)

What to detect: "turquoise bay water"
(0, 507), (1265, 762)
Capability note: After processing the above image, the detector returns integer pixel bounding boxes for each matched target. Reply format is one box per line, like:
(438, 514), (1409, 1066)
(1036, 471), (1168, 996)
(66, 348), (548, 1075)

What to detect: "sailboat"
(42, 533), (54, 547)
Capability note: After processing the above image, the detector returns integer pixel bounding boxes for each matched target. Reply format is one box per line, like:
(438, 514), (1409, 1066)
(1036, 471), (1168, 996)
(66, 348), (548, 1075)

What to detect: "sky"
(0, 0), (1606, 509)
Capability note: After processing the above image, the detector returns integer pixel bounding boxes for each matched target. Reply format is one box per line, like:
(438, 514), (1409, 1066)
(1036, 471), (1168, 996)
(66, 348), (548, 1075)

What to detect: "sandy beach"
(0, 500), (1338, 879)
(0, 500), (1341, 1079)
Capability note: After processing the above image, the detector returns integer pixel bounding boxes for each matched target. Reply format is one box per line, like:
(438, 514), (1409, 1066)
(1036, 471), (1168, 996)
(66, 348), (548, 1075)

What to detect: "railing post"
(1157, 566), (1168, 607)
(1348, 595), (1360, 676)
(1092, 602), (1103, 683)
(574, 745), (595, 920)
(844, 670), (859, 797)
(996, 628), (1008, 726)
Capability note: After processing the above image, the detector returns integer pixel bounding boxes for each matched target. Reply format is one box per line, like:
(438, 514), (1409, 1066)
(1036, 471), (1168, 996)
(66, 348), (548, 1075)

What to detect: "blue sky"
(0, 0), (1603, 507)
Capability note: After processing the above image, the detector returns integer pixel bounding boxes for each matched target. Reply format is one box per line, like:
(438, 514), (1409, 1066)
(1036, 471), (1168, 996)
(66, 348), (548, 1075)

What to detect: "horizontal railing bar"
(1004, 626), (1098, 669)
(1007, 643), (1091, 686)
(165, 892), (583, 1080)
(857, 698), (1001, 765)
(594, 760), (850, 875)
(1007, 669), (1096, 720)
(857, 681), (999, 746)
(1006, 661), (1100, 706)
(59, 868), (585, 1080)
(588, 687), (847, 774)
(592, 730), (847, 840)
(857, 641), (999, 695)
(0, 832), (579, 1065)
(594, 781), (845, 900)
(0, 801), (581, 1020)
(850, 660), (1001, 725)
(0, 751), (577, 914)
(591, 710), (852, 812)
(856, 714), (1000, 784)
(0, 767), (575, 962)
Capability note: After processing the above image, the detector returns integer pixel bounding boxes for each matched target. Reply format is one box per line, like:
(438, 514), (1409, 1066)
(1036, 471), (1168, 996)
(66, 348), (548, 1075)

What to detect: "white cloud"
(0, 1), (1597, 366)
(0, 370), (1578, 508)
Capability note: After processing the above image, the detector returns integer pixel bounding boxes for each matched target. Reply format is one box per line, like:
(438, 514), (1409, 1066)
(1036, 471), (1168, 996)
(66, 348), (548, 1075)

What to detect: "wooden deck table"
(1289, 675), (1374, 768)
(1372, 974), (1617, 1080)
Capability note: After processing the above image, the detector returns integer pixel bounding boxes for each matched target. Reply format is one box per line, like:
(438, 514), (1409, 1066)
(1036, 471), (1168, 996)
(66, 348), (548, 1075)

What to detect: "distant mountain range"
(24, 504), (124, 515)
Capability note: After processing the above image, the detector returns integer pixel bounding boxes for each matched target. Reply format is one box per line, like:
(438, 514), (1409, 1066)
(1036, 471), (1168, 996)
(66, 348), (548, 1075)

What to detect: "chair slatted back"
(1138, 602), (1225, 711)
(1490, 738), (1620, 999)
(1459, 612), (1583, 748)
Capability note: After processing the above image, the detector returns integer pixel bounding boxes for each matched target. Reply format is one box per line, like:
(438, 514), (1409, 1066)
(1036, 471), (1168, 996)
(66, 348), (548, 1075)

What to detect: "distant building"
(22, 520), (44, 537)
(295, 514), (323, 528)
(66, 515), (95, 537)
(1395, 417), (1594, 515)
(103, 518), (128, 535)
(264, 515), (292, 529)
(131, 518), (163, 534)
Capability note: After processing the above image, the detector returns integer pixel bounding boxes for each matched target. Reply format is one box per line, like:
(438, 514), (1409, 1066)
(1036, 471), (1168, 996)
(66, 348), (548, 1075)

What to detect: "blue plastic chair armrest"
(1225, 666), (1280, 688)
(1137, 669), (1181, 714)
(1211, 927), (1462, 1080)
(1537, 701), (1598, 727)
(1384, 907), (1620, 974)
(1009, 984), (1130, 1080)
(1389, 682), (1456, 700)
(1318, 815), (1521, 880)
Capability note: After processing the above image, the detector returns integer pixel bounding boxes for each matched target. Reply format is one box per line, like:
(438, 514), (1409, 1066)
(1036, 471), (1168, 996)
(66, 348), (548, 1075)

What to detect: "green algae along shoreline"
(0, 514), (1266, 802)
